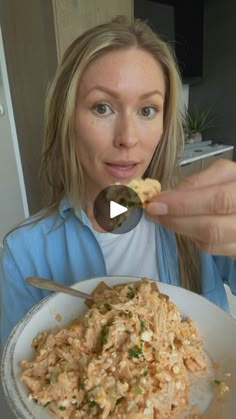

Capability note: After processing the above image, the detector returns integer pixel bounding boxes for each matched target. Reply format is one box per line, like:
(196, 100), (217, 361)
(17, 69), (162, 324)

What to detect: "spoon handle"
(26, 276), (92, 300)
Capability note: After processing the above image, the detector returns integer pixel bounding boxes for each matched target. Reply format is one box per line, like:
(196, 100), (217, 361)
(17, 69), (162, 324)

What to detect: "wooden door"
(53, 0), (134, 60)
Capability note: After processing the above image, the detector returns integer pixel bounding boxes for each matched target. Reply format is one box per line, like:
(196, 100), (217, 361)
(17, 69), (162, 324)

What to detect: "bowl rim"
(1, 275), (236, 418)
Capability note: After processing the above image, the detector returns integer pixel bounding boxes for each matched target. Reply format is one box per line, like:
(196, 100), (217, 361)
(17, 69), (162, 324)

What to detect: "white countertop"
(179, 141), (234, 166)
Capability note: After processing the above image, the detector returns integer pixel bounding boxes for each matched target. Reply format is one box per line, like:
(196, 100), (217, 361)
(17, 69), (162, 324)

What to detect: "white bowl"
(2, 276), (236, 418)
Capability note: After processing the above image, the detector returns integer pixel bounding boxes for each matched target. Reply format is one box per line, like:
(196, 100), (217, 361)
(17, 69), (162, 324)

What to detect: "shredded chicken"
(127, 178), (161, 205)
(20, 278), (208, 418)
(104, 178), (161, 230)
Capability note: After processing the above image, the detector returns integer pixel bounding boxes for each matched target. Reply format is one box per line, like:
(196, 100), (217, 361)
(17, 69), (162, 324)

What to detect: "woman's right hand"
(146, 159), (236, 257)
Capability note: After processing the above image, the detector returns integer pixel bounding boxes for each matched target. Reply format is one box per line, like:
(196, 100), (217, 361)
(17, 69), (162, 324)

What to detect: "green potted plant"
(181, 106), (215, 143)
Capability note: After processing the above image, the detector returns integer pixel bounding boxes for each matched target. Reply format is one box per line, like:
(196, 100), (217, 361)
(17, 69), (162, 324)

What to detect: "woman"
(1, 17), (236, 347)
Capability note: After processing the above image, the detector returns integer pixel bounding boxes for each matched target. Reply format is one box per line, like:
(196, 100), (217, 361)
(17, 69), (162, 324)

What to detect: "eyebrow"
(86, 86), (164, 100)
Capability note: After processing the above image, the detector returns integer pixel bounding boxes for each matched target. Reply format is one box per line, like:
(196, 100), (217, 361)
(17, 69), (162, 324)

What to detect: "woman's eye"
(93, 103), (111, 115)
(140, 106), (157, 118)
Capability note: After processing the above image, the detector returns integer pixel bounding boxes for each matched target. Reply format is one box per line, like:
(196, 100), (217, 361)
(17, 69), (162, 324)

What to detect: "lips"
(105, 162), (139, 179)
(107, 161), (139, 166)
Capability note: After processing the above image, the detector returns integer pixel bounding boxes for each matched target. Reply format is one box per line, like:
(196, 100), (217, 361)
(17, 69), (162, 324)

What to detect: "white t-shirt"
(82, 211), (159, 281)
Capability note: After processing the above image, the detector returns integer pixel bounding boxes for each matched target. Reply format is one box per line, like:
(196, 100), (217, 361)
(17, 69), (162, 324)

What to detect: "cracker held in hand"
(127, 177), (161, 206)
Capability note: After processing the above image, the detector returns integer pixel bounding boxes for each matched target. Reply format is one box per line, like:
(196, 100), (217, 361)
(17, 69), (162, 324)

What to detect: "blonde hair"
(43, 17), (200, 292)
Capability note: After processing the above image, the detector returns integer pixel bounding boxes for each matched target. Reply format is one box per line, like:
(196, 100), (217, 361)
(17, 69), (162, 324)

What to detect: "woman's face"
(75, 47), (166, 202)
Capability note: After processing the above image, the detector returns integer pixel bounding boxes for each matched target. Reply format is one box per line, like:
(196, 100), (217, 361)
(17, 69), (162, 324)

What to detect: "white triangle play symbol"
(110, 200), (128, 219)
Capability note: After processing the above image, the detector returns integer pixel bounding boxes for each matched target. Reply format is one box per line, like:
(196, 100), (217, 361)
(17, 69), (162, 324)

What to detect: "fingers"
(177, 159), (236, 191)
(195, 241), (236, 258)
(145, 159), (236, 258)
(146, 180), (236, 217)
(152, 214), (236, 251)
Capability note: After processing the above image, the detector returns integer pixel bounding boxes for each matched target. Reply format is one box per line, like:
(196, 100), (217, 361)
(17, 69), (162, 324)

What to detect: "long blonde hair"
(42, 17), (200, 292)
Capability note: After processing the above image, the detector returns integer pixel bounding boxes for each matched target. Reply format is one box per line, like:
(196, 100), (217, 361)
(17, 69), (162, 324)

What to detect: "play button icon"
(93, 184), (143, 233)
(110, 201), (128, 219)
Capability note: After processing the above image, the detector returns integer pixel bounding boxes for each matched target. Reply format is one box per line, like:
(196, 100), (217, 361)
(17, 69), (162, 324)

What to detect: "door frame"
(0, 25), (28, 218)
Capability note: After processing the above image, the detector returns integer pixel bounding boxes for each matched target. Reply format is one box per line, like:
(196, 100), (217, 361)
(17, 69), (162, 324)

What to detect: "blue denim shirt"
(1, 197), (235, 346)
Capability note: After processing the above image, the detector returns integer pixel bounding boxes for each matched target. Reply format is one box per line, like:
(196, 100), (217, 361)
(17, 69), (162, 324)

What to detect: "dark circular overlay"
(93, 185), (143, 234)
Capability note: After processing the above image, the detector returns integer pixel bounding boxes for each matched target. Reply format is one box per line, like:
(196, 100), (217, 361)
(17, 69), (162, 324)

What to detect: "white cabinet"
(201, 149), (233, 169)
(180, 148), (234, 178)
(179, 159), (202, 178)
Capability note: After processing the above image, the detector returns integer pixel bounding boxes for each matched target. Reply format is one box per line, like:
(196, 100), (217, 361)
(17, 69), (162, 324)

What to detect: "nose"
(113, 113), (138, 149)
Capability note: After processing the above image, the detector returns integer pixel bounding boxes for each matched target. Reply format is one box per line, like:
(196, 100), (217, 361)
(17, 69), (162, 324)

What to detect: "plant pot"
(189, 132), (202, 143)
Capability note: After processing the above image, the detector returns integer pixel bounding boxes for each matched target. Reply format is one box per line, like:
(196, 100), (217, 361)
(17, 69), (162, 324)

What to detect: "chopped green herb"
(128, 345), (142, 358)
(127, 286), (135, 299)
(101, 322), (111, 346)
(116, 397), (125, 405)
(132, 385), (143, 395)
(140, 319), (146, 332)
(126, 200), (136, 207)
(44, 401), (51, 407)
(59, 406), (66, 411)
(124, 311), (132, 318)
(50, 370), (58, 384)
(78, 382), (85, 390)
(104, 303), (111, 310)
(214, 379), (221, 385)
(143, 369), (148, 376)
(89, 400), (99, 408)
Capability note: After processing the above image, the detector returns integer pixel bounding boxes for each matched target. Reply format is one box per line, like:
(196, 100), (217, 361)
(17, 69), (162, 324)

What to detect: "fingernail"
(146, 202), (168, 215)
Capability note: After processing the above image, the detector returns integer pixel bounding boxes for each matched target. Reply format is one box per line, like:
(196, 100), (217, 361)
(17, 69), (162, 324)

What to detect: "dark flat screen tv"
(134, 0), (205, 82)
